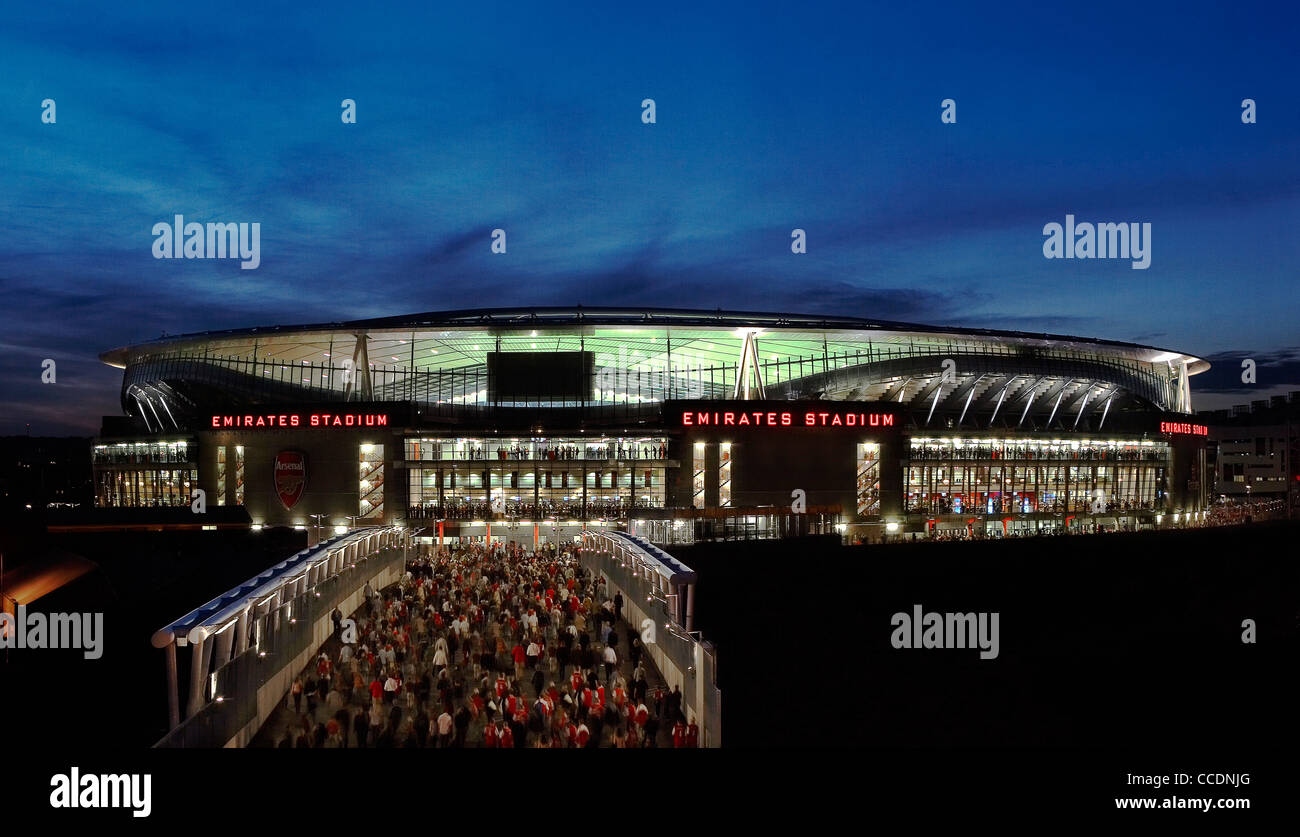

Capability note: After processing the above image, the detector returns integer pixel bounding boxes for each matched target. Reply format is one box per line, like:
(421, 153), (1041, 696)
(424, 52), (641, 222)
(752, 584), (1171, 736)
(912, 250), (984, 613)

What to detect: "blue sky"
(2, 0), (1298, 433)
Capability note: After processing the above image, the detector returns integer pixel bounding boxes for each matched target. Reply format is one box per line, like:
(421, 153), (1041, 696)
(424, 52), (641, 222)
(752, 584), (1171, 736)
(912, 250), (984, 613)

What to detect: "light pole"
(309, 513), (327, 544)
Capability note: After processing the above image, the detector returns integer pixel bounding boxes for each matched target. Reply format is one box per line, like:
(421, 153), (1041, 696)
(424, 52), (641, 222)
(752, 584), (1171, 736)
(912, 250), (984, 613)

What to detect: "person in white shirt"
(436, 710), (454, 747)
(602, 644), (618, 684)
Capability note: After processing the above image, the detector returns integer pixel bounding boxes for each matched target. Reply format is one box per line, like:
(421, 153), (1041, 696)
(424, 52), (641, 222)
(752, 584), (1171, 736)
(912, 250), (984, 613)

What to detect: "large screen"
(487, 351), (594, 402)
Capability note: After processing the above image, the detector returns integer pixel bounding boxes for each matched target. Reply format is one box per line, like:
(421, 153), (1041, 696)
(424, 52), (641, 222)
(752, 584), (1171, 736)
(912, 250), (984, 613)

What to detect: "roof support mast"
(732, 329), (766, 400)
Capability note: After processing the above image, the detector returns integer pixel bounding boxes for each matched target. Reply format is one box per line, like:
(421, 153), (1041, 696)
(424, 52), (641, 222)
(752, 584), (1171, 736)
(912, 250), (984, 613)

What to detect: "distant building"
(1198, 392), (1300, 513)
(0, 436), (93, 516)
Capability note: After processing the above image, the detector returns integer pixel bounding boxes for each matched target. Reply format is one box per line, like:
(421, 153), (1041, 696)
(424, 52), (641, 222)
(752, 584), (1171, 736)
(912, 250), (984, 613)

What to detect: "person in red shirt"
(500, 723), (514, 749)
(369, 677), (384, 702)
(484, 721), (498, 748)
(511, 641), (526, 678)
(672, 719), (687, 748)
(687, 720), (699, 748)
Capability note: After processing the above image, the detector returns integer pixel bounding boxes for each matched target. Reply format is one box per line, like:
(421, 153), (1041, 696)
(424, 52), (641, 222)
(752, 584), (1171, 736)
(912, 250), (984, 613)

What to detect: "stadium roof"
(100, 306), (1208, 373)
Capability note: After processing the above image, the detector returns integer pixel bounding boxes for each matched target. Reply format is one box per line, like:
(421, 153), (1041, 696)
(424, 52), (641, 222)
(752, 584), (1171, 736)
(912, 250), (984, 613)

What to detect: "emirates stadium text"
(1159, 421), (1208, 436)
(210, 412), (389, 428)
(681, 410), (894, 428)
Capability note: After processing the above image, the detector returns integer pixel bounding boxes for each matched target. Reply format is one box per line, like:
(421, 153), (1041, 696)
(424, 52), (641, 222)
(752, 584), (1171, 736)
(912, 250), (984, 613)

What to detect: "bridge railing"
(580, 529), (721, 747)
(153, 526), (409, 748)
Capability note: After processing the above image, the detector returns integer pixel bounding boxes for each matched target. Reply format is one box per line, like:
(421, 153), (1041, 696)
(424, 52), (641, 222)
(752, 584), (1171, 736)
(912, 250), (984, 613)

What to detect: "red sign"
(1159, 421), (1207, 436)
(210, 412), (388, 429)
(274, 451), (307, 509)
(679, 409), (894, 428)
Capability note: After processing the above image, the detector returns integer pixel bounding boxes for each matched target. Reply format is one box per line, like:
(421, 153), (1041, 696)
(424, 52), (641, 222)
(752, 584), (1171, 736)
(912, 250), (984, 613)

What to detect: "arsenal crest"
(274, 450), (307, 509)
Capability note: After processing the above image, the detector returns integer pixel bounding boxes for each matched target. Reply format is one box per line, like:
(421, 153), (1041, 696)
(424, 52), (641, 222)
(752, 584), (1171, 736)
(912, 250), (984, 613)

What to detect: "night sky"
(2, 0), (1297, 434)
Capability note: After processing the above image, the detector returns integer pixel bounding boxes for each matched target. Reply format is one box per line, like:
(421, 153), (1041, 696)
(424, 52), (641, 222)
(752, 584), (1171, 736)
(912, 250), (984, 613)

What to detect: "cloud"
(1192, 347), (1300, 395)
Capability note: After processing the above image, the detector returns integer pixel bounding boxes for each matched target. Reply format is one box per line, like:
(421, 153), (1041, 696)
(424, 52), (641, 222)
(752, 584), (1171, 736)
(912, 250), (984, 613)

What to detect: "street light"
(308, 513), (327, 544)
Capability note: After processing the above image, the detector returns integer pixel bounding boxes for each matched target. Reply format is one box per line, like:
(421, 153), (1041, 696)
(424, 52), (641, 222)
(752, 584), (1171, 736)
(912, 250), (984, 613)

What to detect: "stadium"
(94, 307), (1212, 543)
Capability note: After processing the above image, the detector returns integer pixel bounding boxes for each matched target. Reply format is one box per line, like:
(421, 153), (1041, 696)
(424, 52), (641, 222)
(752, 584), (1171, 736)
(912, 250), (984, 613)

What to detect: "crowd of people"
(431, 442), (668, 462)
(1205, 496), (1289, 526)
(906, 496), (1161, 515)
(909, 444), (1165, 462)
(273, 541), (699, 748)
(408, 497), (664, 521)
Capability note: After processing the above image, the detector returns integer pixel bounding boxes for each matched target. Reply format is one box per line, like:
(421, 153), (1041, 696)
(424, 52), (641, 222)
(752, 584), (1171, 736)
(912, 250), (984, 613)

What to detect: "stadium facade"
(94, 307), (1211, 543)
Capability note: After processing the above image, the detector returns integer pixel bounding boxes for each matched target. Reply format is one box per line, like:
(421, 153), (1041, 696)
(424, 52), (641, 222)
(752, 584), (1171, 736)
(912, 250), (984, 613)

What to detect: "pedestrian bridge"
(151, 526), (409, 747)
(580, 529), (721, 746)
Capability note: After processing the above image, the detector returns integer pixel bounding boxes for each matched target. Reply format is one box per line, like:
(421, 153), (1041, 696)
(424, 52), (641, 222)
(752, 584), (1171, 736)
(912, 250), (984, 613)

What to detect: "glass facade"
(216, 446), (227, 505)
(692, 442), (706, 509)
(93, 441), (196, 507)
(95, 468), (197, 507)
(234, 445), (245, 504)
(857, 442), (881, 515)
(93, 440), (191, 464)
(718, 442), (732, 507)
(904, 437), (1169, 515)
(405, 435), (668, 520)
(360, 443), (384, 519)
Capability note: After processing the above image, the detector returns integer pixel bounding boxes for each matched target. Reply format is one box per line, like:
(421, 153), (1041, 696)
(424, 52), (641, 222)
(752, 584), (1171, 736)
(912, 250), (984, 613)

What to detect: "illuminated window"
(857, 442), (880, 516)
(216, 446), (227, 505)
(692, 443), (706, 508)
(359, 444), (385, 519)
(234, 446), (244, 505)
(719, 443), (732, 507)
